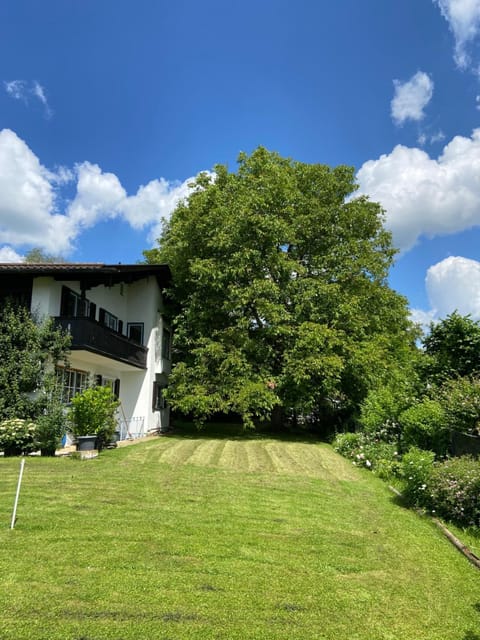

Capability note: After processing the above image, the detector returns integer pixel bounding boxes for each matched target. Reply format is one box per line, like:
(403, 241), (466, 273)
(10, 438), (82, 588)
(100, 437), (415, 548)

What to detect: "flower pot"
(76, 435), (97, 452)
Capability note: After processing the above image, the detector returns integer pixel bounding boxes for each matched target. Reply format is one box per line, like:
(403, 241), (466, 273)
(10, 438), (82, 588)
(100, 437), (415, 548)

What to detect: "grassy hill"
(0, 430), (479, 639)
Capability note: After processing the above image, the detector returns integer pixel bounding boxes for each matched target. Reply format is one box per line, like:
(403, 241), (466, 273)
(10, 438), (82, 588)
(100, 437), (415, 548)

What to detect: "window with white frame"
(56, 367), (89, 403)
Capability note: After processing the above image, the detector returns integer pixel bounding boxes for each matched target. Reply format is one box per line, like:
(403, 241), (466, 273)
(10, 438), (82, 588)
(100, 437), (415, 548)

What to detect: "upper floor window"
(99, 308), (121, 333)
(127, 322), (144, 345)
(162, 328), (171, 360)
(61, 286), (96, 320)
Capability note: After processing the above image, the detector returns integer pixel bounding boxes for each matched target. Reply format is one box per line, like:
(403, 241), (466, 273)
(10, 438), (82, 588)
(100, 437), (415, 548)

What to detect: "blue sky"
(2, 1), (480, 326)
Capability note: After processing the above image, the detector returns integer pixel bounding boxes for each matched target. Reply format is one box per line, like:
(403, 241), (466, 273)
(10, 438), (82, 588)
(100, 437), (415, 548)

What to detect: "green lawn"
(0, 431), (479, 640)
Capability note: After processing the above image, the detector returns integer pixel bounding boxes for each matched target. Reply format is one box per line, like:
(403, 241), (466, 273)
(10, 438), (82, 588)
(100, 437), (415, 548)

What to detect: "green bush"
(333, 432), (400, 479)
(332, 432), (363, 458)
(399, 447), (435, 507)
(36, 402), (66, 456)
(399, 399), (448, 456)
(0, 418), (37, 456)
(440, 376), (480, 435)
(428, 456), (480, 527)
(359, 371), (418, 443)
(69, 386), (119, 450)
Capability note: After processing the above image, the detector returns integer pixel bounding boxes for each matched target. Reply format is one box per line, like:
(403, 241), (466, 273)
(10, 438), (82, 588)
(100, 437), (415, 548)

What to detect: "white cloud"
(417, 133), (428, 146)
(0, 128), (64, 250)
(120, 176), (198, 243)
(417, 130), (445, 146)
(409, 308), (437, 335)
(32, 81), (53, 119)
(0, 128), (207, 257)
(412, 256), (480, 325)
(4, 79), (53, 118)
(356, 128), (480, 251)
(431, 130), (446, 143)
(4, 80), (27, 101)
(434, 0), (480, 69)
(391, 71), (434, 125)
(67, 162), (126, 227)
(0, 246), (24, 263)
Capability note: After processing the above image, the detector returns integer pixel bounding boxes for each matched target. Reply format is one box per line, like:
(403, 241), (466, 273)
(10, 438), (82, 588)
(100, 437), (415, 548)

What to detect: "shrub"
(69, 386), (119, 450)
(428, 456), (480, 527)
(36, 402), (66, 456)
(360, 371), (418, 443)
(399, 447), (435, 507)
(333, 432), (363, 458)
(399, 399), (448, 456)
(333, 432), (400, 479)
(440, 376), (480, 436)
(0, 418), (37, 456)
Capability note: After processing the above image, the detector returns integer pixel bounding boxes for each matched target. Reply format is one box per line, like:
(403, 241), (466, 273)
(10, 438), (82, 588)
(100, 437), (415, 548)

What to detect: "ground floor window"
(56, 367), (89, 403)
(152, 380), (167, 411)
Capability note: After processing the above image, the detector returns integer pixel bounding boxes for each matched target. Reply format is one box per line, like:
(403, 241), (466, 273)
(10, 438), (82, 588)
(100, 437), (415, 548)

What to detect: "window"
(152, 381), (167, 411)
(99, 308), (119, 332)
(127, 322), (144, 345)
(56, 367), (89, 403)
(162, 328), (171, 360)
(60, 286), (95, 319)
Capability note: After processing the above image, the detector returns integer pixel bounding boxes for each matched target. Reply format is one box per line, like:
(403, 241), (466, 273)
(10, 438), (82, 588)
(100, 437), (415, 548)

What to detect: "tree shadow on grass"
(461, 601), (480, 639)
(166, 418), (326, 445)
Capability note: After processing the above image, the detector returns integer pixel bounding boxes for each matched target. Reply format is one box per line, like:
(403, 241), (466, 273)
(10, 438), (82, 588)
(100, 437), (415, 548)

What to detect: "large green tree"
(0, 301), (70, 420)
(145, 147), (415, 429)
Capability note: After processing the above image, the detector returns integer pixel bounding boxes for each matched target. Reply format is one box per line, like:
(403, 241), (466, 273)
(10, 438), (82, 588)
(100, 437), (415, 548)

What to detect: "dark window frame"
(127, 322), (144, 345)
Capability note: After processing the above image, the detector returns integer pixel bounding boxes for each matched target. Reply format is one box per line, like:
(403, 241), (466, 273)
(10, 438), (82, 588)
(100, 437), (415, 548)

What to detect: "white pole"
(10, 458), (25, 530)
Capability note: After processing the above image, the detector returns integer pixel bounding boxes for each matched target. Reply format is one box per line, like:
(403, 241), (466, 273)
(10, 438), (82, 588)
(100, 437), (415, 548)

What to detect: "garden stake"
(10, 458), (25, 529)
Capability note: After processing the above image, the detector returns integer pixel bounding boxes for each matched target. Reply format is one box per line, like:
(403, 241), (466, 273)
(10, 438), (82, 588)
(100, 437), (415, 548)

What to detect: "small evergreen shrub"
(0, 418), (37, 456)
(399, 447), (435, 507)
(428, 456), (480, 527)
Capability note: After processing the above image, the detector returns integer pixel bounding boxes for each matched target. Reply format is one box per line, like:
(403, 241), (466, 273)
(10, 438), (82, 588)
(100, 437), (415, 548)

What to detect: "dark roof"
(0, 263), (171, 289)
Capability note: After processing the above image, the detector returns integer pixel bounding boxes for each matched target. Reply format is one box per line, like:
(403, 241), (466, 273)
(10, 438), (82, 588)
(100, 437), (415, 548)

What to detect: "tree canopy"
(145, 147), (415, 430)
(422, 311), (480, 382)
(23, 248), (67, 264)
(0, 301), (71, 420)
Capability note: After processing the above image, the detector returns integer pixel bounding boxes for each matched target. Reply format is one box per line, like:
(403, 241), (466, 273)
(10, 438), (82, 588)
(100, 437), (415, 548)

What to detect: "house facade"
(0, 263), (172, 438)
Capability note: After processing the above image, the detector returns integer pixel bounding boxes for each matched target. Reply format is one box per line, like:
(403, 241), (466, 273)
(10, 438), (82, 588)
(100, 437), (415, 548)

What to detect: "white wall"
(31, 277), (62, 318)
(32, 274), (171, 433)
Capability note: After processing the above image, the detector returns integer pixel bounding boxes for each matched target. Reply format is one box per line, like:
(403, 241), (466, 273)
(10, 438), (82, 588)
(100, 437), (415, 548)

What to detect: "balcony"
(54, 316), (148, 369)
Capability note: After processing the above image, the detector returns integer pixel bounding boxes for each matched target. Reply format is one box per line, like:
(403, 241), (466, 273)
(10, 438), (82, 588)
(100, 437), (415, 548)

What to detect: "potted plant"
(69, 386), (119, 451)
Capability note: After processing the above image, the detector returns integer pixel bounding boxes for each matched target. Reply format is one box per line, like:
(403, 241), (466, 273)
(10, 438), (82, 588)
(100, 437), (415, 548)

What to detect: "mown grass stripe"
(0, 434), (478, 640)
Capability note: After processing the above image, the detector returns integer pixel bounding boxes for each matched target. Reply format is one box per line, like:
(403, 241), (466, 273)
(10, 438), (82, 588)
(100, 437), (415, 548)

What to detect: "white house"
(0, 263), (172, 438)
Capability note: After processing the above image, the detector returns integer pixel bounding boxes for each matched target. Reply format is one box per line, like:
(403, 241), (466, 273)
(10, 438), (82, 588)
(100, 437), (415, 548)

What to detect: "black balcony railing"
(54, 316), (147, 369)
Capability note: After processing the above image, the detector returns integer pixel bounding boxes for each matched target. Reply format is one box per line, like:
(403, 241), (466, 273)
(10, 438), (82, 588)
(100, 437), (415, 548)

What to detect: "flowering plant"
(333, 431), (400, 479)
(0, 418), (37, 456)
(428, 456), (480, 527)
